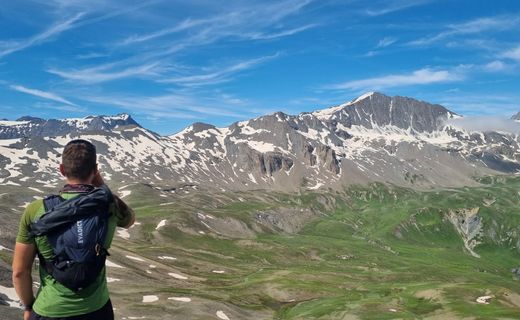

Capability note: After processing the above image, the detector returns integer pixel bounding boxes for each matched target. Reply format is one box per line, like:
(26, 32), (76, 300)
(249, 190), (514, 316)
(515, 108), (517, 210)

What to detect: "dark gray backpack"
(29, 185), (113, 292)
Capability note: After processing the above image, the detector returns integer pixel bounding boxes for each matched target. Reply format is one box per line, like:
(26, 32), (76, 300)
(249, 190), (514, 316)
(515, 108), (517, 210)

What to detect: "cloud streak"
(365, 0), (432, 16)
(447, 116), (520, 134)
(327, 68), (463, 91)
(82, 92), (251, 120)
(376, 37), (397, 48)
(502, 45), (520, 61)
(46, 0), (312, 85)
(10, 84), (77, 106)
(0, 13), (85, 59)
(159, 53), (281, 86)
(246, 24), (317, 40)
(409, 16), (520, 46)
(118, 18), (205, 46)
(47, 62), (164, 84)
(117, 0), (314, 47)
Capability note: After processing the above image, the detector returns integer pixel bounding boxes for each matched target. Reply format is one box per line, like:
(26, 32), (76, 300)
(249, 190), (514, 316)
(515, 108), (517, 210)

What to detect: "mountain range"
(1, 92), (519, 192)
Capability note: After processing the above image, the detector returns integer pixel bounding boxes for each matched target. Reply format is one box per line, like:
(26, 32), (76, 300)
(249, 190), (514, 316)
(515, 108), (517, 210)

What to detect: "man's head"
(60, 139), (97, 183)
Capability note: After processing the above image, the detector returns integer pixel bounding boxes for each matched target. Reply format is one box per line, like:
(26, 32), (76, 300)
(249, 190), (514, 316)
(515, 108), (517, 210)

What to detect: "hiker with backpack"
(12, 139), (135, 320)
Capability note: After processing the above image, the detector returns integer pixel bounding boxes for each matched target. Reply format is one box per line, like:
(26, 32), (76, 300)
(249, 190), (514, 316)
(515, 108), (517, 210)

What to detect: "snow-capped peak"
(312, 92), (379, 120)
(350, 91), (376, 104)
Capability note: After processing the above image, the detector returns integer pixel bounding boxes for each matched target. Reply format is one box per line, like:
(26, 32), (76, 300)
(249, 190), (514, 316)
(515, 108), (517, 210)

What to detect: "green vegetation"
(107, 177), (520, 319)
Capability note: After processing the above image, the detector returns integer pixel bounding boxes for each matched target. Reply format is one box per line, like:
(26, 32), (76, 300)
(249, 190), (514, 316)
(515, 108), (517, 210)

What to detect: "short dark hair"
(62, 139), (97, 180)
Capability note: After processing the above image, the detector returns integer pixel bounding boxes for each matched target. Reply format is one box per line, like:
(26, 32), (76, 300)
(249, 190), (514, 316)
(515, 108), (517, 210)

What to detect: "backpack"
(29, 185), (113, 292)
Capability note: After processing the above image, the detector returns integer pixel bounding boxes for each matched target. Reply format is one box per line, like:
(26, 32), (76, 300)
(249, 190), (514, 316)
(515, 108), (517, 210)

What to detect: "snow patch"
(116, 228), (130, 239)
(28, 187), (44, 194)
(155, 219), (167, 230)
(313, 92), (375, 120)
(476, 295), (493, 304)
(126, 255), (145, 262)
(308, 182), (324, 190)
(0, 120), (30, 126)
(168, 297), (192, 302)
(168, 273), (188, 280)
(216, 310), (231, 320)
(158, 256), (177, 260)
(119, 190), (132, 199)
(0, 285), (20, 308)
(142, 295), (159, 303)
(106, 259), (125, 268)
(212, 270), (226, 274)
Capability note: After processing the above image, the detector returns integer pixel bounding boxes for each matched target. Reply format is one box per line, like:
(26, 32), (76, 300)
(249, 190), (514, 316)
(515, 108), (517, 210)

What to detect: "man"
(12, 139), (135, 320)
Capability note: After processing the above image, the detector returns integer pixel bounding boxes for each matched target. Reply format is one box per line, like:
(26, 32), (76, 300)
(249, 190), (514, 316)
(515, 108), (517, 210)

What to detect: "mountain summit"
(312, 92), (457, 133)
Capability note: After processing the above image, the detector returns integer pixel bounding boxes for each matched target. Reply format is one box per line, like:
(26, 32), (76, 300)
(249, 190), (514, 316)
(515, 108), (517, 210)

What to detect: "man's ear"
(59, 164), (66, 177)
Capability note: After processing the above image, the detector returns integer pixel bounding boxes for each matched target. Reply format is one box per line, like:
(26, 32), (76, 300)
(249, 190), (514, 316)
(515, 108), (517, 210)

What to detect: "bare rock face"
(253, 152), (293, 176)
(446, 208), (482, 258)
(315, 145), (340, 174)
(303, 144), (317, 166)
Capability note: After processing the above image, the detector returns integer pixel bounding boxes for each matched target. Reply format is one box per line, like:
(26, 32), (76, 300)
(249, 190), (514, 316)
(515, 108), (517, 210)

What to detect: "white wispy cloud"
(45, 0), (312, 85)
(33, 102), (87, 113)
(10, 84), (77, 106)
(436, 93), (520, 116)
(409, 16), (520, 46)
(483, 60), (507, 72)
(448, 116), (520, 134)
(376, 37), (397, 48)
(75, 52), (109, 59)
(47, 62), (164, 84)
(502, 45), (520, 61)
(327, 68), (463, 91)
(118, 18), (205, 46)
(0, 13), (85, 59)
(365, 0), (432, 16)
(246, 24), (317, 40)
(82, 92), (251, 119)
(159, 53), (281, 86)
(117, 0), (314, 47)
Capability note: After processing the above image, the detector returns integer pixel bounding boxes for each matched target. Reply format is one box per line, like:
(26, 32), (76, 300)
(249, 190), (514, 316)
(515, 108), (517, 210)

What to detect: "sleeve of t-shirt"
(15, 200), (43, 244)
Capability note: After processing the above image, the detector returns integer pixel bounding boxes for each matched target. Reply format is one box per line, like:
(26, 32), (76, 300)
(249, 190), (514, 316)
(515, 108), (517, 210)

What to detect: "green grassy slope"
(102, 177), (520, 319)
(2, 177), (520, 319)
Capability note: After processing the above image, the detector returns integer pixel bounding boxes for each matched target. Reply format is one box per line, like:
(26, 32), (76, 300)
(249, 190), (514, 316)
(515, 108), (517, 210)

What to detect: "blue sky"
(1, 0), (519, 135)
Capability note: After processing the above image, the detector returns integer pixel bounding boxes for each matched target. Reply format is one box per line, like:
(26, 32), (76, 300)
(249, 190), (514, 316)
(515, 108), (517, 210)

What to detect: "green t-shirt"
(16, 190), (131, 317)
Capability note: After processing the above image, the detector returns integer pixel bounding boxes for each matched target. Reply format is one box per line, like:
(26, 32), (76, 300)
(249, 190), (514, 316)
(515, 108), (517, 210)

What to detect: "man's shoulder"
(25, 198), (45, 218)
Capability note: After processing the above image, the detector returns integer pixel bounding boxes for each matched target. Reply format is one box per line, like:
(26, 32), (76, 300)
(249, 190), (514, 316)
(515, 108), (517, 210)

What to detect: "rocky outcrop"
(315, 145), (340, 174)
(446, 208), (482, 258)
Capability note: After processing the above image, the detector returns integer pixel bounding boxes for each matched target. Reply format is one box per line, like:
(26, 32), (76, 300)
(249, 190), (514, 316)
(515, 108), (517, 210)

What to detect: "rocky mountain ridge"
(0, 113), (139, 139)
(0, 92), (519, 191)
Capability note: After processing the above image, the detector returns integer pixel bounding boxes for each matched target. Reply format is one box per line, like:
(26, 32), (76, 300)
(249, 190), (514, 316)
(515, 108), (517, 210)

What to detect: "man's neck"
(65, 177), (93, 185)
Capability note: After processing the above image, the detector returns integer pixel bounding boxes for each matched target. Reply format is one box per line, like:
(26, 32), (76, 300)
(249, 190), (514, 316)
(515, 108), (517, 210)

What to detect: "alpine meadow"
(1, 1), (520, 320)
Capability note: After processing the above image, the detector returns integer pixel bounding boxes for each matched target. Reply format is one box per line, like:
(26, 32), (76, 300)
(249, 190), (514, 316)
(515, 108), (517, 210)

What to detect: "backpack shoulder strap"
(43, 195), (65, 212)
